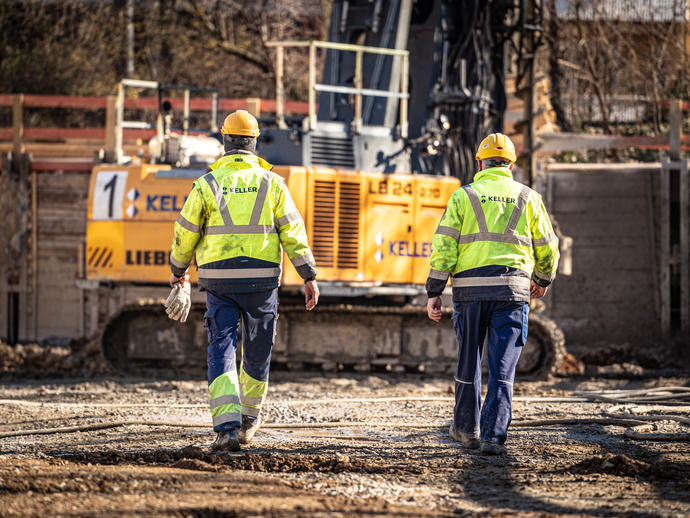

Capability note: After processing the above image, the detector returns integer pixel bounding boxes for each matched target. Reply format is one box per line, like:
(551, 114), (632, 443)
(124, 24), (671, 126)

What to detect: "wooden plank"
(1, 94), (310, 114)
(33, 238), (84, 249)
(38, 204), (89, 219)
(0, 95), (310, 144)
(31, 166), (38, 340)
(246, 98), (262, 117)
(122, 96), (308, 113)
(32, 160), (93, 171)
(23, 94), (107, 109)
(37, 205), (88, 219)
(37, 252), (81, 264)
(681, 159), (689, 334)
(36, 169), (92, 185)
(12, 94), (24, 158)
(37, 189), (89, 205)
(37, 217), (86, 236)
(105, 96), (117, 156)
(0, 142), (140, 159)
(0, 127), (162, 141)
(33, 127), (209, 141)
(669, 100), (682, 161)
(659, 158), (671, 334)
(0, 155), (8, 340)
(18, 154), (30, 342)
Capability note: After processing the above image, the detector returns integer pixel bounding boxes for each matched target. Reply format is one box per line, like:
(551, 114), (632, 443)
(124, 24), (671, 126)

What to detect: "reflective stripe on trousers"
(208, 371), (242, 428)
(239, 366), (267, 418)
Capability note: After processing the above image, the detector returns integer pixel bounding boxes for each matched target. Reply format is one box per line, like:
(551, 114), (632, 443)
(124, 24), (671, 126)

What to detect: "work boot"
(210, 429), (240, 452)
(449, 424), (479, 449)
(238, 415), (262, 445)
(480, 440), (507, 455)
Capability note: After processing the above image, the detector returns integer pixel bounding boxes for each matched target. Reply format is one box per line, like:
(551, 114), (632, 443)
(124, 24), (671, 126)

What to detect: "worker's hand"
(169, 273), (185, 287)
(165, 274), (191, 322)
(304, 280), (319, 311)
(530, 281), (548, 299)
(427, 296), (442, 322)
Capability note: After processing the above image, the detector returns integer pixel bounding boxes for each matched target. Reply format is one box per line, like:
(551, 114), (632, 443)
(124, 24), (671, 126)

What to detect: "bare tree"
(0, 0), (328, 102)
(547, 0), (689, 135)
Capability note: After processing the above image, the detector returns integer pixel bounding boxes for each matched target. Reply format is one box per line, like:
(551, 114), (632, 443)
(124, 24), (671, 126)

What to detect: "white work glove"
(165, 277), (191, 323)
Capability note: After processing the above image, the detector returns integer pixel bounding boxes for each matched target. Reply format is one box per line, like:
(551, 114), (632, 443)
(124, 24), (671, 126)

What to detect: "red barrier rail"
(0, 93), (309, 113)
(0, 94), (310, 148)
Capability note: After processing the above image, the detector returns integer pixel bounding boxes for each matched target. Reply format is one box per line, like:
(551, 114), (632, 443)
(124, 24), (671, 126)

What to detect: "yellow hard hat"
(221, 110), (260, 137)
(475, 133), (516, 163)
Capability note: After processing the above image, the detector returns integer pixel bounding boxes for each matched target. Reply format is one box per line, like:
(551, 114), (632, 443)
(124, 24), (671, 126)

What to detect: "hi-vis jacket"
(426, 167), (559, 302)
(170, 151), (317, 293)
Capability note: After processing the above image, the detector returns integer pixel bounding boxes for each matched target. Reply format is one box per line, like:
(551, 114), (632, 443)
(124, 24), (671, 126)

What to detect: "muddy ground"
(1, 370), (689, 517)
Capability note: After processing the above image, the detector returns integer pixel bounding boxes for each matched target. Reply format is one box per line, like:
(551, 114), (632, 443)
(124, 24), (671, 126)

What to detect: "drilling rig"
(86, 0), (565, 376)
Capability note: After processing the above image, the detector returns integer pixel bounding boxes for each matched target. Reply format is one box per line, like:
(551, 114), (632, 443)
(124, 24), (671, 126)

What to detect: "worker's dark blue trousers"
(205, 289), (278, 432)
(452, 301), (528, 445)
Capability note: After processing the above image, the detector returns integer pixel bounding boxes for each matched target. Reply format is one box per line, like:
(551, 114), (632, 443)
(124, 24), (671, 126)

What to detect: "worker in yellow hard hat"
(165, 109), (319, 451)
(425, 132), (559, 455)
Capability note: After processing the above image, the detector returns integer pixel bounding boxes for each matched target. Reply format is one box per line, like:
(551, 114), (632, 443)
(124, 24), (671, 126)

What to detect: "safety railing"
(0, 92), (310, 161)
(266, 40), (410, 138)
(115, 79), (220, 164)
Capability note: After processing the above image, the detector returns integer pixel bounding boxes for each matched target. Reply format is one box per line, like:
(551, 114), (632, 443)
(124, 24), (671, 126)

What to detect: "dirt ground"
(1, 369), (689, 517)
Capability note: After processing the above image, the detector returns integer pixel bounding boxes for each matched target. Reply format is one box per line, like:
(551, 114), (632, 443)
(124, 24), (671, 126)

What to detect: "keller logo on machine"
(374, 232), (385, 263)
(126, 188), (140, 218)
(146, 194), (188, 212)
(374, 233), (432, 259)
(389, 241), (432, 258)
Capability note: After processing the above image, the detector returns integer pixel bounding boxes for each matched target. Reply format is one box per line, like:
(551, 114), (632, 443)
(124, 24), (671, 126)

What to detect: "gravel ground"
(1, 371), (689, 517)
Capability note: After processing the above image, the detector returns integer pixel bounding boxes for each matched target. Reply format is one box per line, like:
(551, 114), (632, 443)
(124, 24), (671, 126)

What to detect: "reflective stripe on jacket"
(170, 152), (317, 293)
(426, 167), (559, 302)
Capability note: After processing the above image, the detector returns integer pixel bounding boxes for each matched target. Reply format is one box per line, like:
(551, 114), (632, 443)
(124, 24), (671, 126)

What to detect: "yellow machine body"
(86, 163), (460, 287)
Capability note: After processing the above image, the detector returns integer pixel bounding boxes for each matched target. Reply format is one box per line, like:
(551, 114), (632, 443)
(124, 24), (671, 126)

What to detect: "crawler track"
(100, 302), (565, 379)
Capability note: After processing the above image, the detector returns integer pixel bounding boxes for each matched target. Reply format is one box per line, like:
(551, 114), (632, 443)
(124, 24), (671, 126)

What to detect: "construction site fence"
(0, 93), (309, 145)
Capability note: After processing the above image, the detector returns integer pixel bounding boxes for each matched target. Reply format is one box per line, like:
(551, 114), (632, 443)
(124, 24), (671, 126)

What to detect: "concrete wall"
(544, 163), (661, 349)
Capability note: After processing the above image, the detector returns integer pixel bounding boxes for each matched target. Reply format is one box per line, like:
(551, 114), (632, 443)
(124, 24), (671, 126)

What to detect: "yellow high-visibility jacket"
(170, 152), (317, 293)
(426, 167), (559, 302)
